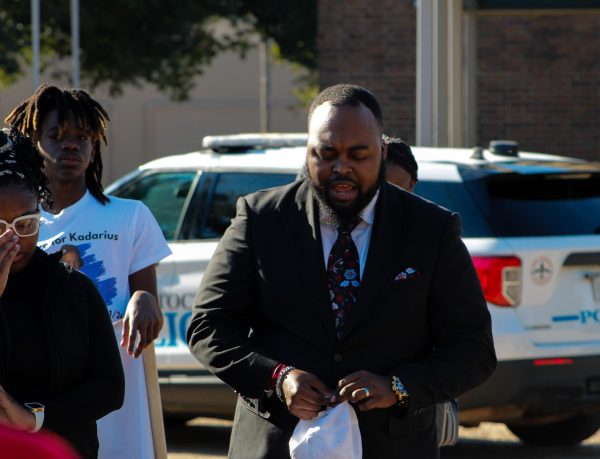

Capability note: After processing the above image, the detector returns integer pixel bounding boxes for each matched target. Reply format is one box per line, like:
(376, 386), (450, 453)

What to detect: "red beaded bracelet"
(270, 363), (288, 390)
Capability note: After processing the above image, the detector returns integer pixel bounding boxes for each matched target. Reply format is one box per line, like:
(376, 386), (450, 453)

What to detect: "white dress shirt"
(319, 190), (380, 279)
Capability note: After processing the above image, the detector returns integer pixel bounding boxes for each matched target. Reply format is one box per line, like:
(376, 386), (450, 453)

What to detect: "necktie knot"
(337, 220), (359, 236)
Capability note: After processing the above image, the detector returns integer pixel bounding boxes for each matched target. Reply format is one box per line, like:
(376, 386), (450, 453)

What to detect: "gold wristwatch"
(391, 376), (410, 408)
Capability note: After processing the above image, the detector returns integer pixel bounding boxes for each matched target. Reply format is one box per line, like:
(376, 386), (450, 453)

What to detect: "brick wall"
(317, 0), (416, 142)
(477, 13), (600, 160)
(317, 4), (600, 160)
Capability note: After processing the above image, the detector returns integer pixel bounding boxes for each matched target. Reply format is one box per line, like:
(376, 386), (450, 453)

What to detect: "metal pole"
(259, 39), (271, 133)
(463, 12), (477, 148)
(416, 0), (433, 146)
(71, 0), (80, 87)
(31, 0), (40, 90)
(447, 0), (463, 147)
(432, 0), (448, 147)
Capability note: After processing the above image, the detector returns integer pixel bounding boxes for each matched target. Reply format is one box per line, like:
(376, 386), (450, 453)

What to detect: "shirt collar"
(319, 188), (380, 227)
(359, 189), (379, 226)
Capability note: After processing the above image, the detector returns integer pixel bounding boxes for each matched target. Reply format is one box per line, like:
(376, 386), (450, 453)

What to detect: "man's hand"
(281, 369), (335, 420)
(0, 385), (35, 431)
(121, 290), (163, 358)
(335, 370), (397, 411)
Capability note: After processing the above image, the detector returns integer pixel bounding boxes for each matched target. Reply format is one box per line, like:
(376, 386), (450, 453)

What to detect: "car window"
(112, 171), (196, 240)
(469, 173), (600, 236)
(414, 181), (493, 238)
(416, 173), (600, 238)
(183, 172), (297, 240)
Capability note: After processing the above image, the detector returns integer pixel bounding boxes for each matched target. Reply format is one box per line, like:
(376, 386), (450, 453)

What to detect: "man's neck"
(45, 182), (87, 213)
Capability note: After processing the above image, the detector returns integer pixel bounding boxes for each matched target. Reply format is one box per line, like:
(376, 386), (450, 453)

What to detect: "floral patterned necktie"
(327, 222), (361, 338)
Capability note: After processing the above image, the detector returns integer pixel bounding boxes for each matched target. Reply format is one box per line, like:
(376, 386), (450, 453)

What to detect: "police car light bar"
(202, 133), (308, 150)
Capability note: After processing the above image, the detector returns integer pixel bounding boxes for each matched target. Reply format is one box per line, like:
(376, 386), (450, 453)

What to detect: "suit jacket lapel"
(291, 183), (338, 346)
(341, 184), (407, 340)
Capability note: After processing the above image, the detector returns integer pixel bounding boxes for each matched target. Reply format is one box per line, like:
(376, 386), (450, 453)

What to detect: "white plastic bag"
(289, 402), (362, 459)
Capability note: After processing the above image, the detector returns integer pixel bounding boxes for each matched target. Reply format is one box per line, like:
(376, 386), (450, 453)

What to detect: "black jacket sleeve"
(43, 272), (125, 429)
(187, 197), (278, 398)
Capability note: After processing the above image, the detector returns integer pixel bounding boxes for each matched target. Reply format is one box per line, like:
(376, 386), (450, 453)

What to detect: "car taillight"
(534, 358), (573, 366)
(472, 256), (522, 307)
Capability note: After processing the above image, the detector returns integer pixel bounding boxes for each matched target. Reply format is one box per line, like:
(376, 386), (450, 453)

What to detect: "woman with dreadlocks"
(6, 84), (171, 459)
(0, 128), (124, 458)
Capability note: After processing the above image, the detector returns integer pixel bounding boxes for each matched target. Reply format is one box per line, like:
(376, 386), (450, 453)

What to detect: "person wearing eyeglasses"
(0, 129), (124, 459)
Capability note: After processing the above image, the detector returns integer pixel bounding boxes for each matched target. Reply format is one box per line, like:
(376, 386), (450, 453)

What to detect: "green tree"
(0, 0), (316, 100)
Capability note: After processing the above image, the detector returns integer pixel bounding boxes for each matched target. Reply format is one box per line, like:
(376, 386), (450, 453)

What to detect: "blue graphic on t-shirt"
(76, 243), (118, 308)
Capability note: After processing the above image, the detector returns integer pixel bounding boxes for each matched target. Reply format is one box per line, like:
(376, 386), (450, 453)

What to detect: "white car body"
(106, 134), (600, 444)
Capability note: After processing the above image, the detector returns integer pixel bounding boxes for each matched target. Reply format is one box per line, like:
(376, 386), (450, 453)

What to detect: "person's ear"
(381, 141), (387, 161)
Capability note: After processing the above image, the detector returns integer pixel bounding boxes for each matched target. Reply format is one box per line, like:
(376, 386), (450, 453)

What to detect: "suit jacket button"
(334, 353), (343, 362)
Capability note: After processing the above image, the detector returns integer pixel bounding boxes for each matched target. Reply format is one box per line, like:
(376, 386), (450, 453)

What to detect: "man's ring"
(363, 387), (370, 398)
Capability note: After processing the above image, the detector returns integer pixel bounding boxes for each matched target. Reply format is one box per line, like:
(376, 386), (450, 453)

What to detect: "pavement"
(165, 418), (600, 459)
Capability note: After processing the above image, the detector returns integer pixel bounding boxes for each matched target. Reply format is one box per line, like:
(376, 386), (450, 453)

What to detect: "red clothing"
(0, 425), (80, 459)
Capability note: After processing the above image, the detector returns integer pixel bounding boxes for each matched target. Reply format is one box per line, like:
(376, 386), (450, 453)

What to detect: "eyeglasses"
(0, 213), (41, 237)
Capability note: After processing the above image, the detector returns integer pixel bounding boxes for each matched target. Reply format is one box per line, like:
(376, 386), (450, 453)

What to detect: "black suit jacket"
(188, 180), (496, 459)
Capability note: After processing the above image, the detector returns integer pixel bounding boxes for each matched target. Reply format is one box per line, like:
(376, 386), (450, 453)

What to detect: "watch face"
(25, 402), (44, 412)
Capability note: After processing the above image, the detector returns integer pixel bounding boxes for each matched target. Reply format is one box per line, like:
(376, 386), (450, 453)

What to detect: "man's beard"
(303, 161), (385, 227)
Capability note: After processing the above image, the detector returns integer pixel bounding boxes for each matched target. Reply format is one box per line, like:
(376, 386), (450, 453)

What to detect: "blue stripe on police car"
(553, 310), (600, 324)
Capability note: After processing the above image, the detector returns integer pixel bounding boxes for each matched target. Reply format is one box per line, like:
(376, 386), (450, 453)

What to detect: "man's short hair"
(308, 84), (383, 132)
(384, 136), (418, 181)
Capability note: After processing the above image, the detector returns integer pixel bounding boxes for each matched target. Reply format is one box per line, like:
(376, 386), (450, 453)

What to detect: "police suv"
(106, 134), (600, 446)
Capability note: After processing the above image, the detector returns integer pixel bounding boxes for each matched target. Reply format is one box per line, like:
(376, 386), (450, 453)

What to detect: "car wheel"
(507, 414), (600, 446)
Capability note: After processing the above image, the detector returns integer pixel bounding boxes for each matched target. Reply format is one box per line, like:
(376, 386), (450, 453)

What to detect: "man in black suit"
(188, 84), (496, 458)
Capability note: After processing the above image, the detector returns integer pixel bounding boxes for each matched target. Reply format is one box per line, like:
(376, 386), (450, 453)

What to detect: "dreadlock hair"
(0, 128), (52, 207)
(5, 83), (110, 205)
(308, 84), (384, 133)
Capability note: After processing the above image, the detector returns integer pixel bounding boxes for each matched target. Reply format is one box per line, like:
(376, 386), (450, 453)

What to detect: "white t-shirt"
(38, 190), (172, 320)
(38, 190), (172, 459)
